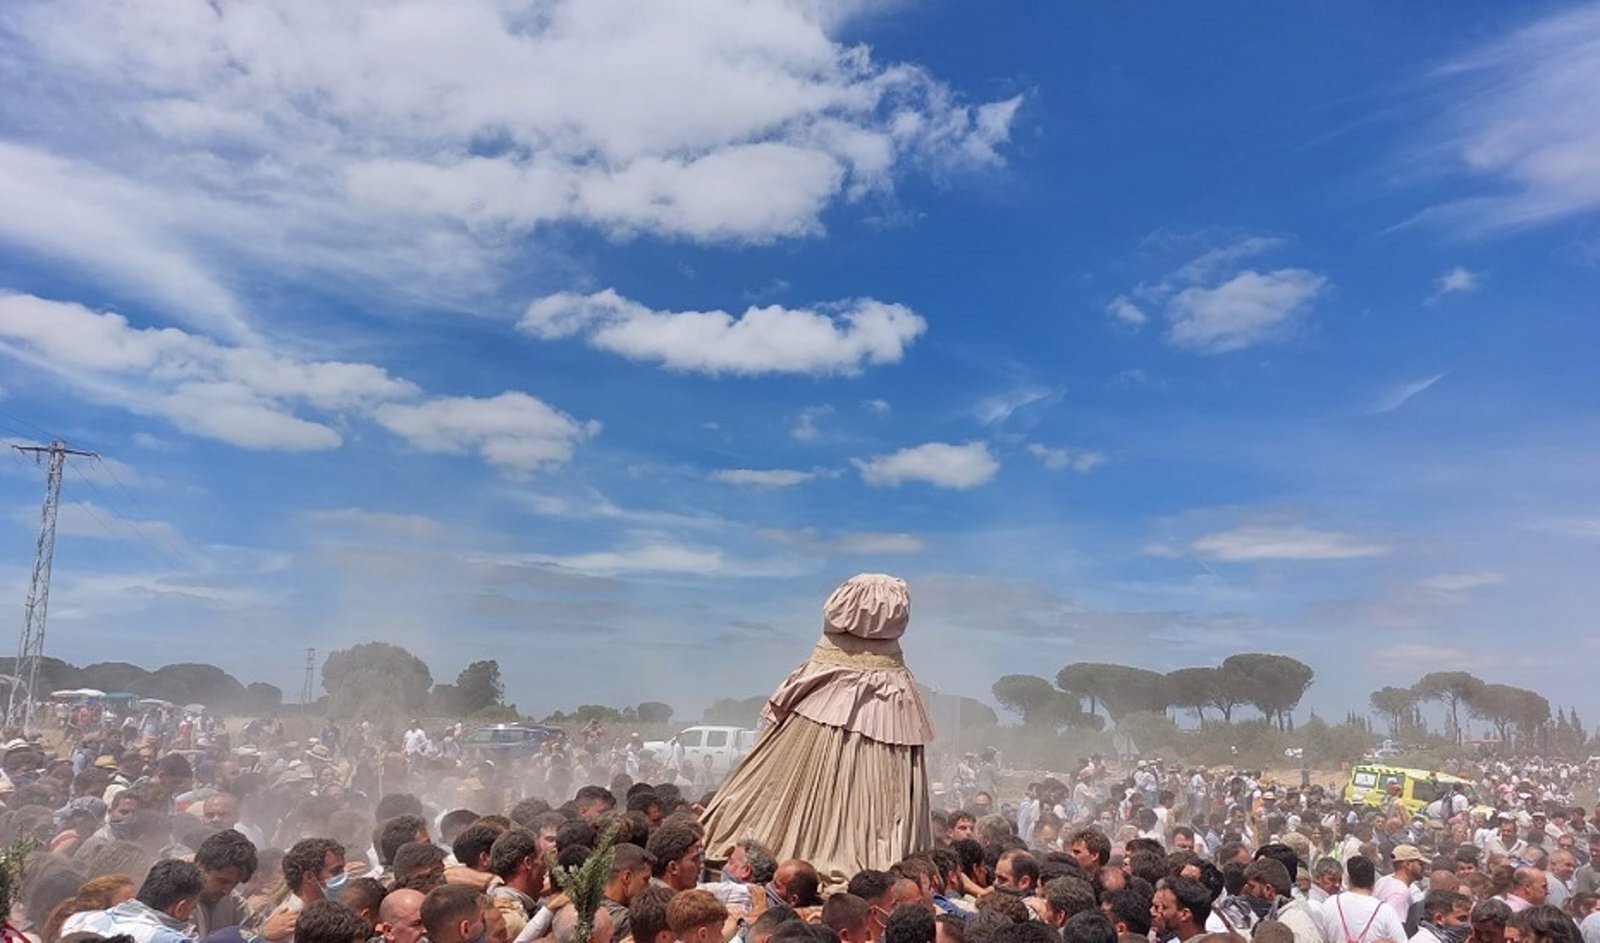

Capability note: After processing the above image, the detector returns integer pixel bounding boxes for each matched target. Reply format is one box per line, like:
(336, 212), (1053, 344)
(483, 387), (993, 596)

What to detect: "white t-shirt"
(1318, 892), (1408, 943)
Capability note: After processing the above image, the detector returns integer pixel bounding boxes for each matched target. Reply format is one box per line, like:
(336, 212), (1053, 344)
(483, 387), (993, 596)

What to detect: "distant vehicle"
(643, 725), (758, 775)
(464, 723), (560, 760)
(1343, 763), (1482, 817)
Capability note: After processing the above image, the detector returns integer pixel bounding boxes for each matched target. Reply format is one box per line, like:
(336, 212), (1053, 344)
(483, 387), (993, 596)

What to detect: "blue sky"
(0, 0), (1597, 727)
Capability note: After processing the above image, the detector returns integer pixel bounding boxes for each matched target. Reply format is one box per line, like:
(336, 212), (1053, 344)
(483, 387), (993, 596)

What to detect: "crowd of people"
(0, 709), (1597, 943)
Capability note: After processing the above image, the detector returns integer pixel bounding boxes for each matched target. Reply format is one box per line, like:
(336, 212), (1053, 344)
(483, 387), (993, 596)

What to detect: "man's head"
(378, 888), (427, 943)
(284, 837), (346, 903)
(421, 885), (489, 943)
(666, 889), (728, 943)
(1311, 857), (1343, 897)
(575, 785), (616, 820)
(1101, 887), (1152, 938)
(453, 821), (507, 873)
(1391, 845), (1429, 884)
(647, 824), (704, 892)
(155, 753), (195, 797)
(629, 886), (676, 943)
(339, 878), (389, 930)
(723, 838), (775, 884)
(606, 844), (655, 905)
(1058, 912), (1116, 943)
(393, 841), (449, 892)
(202, 793), (242, 830)
(771, 859), (822, 908)
(1150, 878), (1210, 939)
(1346, 856), (1377, 893)
(1039, 877), (1096, 928)
(883, 904), (936, 943)
(1454, 847), (1481, 877)
(993, 851), (1039, 896)
(136, 859), (204, 924)
(1551, 851), (1578, 882)
(194, 829), (258, 905)
(822, 894), (873, 943)
(847, 870), (896, 941)
(1068, 830), (1111, 872)
(297, 899), (374, 943)
(379, 815), (432, 867)
(1511, 867), (1548, 906)
(947, 813), (975, 844)
(1170, 827), (1195, 854)
(1422, 891), (1472, 930)
(972, 793), (994, 817)
(489, 828), (546, 893)
(1499, 817), (1519, 845)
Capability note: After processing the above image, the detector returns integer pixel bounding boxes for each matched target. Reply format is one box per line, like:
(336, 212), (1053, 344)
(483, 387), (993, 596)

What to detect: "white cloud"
(854, 441), (999, 489)
(1026, 444), (1107, 473)
(1167, 269), (1327, 353)
(1110, 235), (1328, 354)
(1190, 526), (1391, 562)
(1417, 572), (1504, 593)
(1411, 5), (1600, 232)
(1106, 295), (1147, 327)
(862, 398), (892, 416)
(0, 0), (1019, 320)
(792, 405), (834, 442)
(521, 289), (926, 376)
(303, 508), (449, 540)
(1433, 267), (1482, 298)
(974, 387), (1060, 426)
(1367, 372), (1447, 415)
(710, 468), (817, 488)
(836, 531), (926, 554)
(45, 501), (181, 545)
(0, 293), (413, 451)
(374, 392), (600, 474)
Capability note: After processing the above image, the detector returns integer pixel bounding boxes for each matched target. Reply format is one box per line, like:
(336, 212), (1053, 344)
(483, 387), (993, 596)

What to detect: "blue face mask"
(322, 872), (349, 896)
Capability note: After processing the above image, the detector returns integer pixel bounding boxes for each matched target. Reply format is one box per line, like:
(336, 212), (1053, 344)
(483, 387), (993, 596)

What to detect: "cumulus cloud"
(1026, 444), (1107, 473)
(710, 468), (817, 488)
(854, 441), (999, 489)
(1190, 526), (1391, 562)
(374, 392), (600, 474)
(0, 0), (1020, 322)
(1166, 269), (1327, 353)
(0, 293), (410, 450)
(521, 289), (926, 376)
(792, 405), (834, 441)
(1109, 234), (1328, 353)
(1433, 267), (1482, 297)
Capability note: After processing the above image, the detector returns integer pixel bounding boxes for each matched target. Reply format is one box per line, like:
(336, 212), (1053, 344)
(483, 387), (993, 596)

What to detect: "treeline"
(1370, 670), (1577, 753)
(0, 656), (283, 713)
(992, 653), (1316, 732)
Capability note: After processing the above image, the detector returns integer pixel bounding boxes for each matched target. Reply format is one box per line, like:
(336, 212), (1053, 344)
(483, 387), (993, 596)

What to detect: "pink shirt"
(1374, 875), (1413, 921)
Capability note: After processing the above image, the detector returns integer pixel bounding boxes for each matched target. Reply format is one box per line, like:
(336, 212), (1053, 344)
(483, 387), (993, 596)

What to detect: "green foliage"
(992, 674), (1058, 726)
(0, 837), (36, 916)
(1223, 653), (1314, 730)
(1468, 682), (1550, 749)
(701, 696), (767, 726)
(551, 825), (617, 943)
(1056, 663), (1168, 721)
(635, 701), (673, 724)
(455, 660), (505, 714)
(1165, 668), (1219, 725)
(1415, 671), (1485, 743)
(1369, 686), (1420, 737)
(322, 642), (433, 719)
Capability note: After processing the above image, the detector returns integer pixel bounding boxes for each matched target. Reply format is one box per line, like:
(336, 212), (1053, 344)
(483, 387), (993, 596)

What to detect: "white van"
(645, 725), (757, 775)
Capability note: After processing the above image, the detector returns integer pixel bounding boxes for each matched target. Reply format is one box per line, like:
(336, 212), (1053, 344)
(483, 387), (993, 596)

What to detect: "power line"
(63, 462), (189, 573)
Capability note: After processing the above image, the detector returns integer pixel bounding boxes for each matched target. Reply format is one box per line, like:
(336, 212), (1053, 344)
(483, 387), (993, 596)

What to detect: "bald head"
(772, 859), (821, 908)
(1429, 871), (1459, 893)
(380, 890), (425, 924)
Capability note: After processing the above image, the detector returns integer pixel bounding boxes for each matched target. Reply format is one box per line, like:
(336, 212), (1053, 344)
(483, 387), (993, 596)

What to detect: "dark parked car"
(464, 723), (560, 759)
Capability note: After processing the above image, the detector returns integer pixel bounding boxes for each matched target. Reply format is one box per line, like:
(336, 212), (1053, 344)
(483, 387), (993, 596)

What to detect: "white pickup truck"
(643, 725), (758, 776)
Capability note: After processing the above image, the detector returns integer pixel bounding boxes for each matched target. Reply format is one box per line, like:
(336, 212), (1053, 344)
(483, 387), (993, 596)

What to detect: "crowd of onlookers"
(4, 714), (1599, 943)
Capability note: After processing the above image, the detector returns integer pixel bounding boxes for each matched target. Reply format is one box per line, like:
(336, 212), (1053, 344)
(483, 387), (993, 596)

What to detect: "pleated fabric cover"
(701, 711), (931, 889)
(761, 635), (934, 747)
